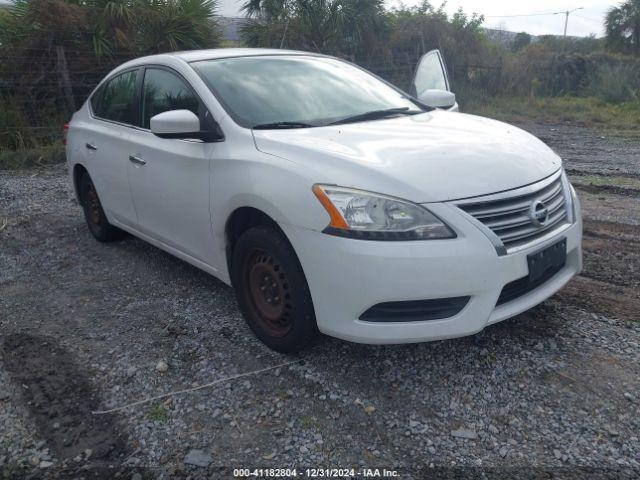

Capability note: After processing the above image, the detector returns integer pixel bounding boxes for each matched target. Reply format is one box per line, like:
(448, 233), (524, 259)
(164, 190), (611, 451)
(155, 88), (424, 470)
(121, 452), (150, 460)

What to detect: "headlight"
(312, 185), (455, 240)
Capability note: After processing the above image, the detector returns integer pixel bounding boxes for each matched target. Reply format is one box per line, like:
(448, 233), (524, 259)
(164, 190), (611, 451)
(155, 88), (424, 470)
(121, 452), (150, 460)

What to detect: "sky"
(216, 0), (619, 37)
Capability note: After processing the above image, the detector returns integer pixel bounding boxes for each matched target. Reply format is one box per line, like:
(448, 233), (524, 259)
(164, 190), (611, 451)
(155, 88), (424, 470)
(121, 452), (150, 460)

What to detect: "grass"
(148, 404), (168, 422)
(0, 143), (65, 170)
(463, 95), (640, 132)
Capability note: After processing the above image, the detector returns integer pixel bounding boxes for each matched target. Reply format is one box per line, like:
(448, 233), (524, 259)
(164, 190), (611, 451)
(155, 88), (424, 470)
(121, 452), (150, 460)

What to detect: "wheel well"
(73, 164), (89, 206)
(225, 207), (281, 271)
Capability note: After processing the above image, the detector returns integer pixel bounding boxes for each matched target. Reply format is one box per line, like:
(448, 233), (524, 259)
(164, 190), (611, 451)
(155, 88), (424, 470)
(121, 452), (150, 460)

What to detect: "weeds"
(464, 95), (640, 131)
(148, 404), (168, 422)
(0, 144), (65, 170)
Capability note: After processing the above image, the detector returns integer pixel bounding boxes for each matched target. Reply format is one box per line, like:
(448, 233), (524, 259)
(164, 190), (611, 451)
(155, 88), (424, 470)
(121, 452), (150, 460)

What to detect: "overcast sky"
(217, 0), (618, 37)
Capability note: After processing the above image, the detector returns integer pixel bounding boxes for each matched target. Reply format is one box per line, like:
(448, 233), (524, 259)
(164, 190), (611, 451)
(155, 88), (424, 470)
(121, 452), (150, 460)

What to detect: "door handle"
(85, 143), (97, 151)
(129, 155), (146, 166)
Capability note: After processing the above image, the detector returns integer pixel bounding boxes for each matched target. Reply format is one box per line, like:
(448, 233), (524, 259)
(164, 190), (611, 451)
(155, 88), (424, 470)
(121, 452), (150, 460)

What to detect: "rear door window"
(91, 70), (139, 125)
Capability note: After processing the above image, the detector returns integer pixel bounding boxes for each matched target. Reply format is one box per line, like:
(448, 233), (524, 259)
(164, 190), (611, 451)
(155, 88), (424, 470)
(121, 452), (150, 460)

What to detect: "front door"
(126, 67), (216, 262)
(412, 49), (458, 111)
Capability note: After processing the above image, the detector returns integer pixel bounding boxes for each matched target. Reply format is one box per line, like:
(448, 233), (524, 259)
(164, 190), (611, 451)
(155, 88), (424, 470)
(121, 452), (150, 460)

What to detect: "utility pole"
(556, 7), (584, 38)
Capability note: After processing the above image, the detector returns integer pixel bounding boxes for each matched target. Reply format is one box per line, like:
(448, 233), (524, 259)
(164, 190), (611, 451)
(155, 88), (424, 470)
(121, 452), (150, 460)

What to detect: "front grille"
(457, 175), (568, 250)
(496, 263), (565, 306)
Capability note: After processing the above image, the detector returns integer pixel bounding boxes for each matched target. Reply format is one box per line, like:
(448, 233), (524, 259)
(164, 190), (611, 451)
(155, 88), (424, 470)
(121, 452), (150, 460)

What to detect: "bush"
(0, 144), (65, 170)
(589, 63), (638, 103)
(1, 93), (69, 153)
(0, 97), (30, 150)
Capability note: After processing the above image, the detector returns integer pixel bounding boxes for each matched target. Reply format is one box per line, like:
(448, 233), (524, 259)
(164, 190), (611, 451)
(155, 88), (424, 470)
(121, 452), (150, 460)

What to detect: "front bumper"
(280, 196), (582, 345)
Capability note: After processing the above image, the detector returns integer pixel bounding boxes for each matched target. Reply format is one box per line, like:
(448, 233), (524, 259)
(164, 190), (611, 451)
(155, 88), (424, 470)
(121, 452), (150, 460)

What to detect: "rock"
(451, 429), (478, 440)
(623, 392), (635, 402)
(364, 405), (376, 415)
(184, 449), (212, 468)
(156, 360), (169, 373)
(499, 447), (508, 458)
(131, 474), (142, 480)
(39, 461), (54, 468)
(553, 449), (562, 459)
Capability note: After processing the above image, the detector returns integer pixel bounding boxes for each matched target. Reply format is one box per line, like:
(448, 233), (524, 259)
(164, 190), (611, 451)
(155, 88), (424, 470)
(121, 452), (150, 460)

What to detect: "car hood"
(252, 110), (562, 203)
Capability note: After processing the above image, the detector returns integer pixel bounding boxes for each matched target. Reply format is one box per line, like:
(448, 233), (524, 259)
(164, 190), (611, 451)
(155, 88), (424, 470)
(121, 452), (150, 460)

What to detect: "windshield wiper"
(328, 107), (422, 126)
(253, 121), (316, 129)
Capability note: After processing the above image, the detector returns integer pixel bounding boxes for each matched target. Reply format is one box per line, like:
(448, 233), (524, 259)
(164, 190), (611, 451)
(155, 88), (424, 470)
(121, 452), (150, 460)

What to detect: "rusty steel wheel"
(232, 225), (318, 352)
(79, 173), (124, 242)
(86, 183), (104, 228)
(243, 249), (294, 338)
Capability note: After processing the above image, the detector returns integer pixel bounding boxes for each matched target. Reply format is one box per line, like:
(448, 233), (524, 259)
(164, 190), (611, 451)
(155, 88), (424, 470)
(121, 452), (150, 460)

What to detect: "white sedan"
(65, 48), (582, 352)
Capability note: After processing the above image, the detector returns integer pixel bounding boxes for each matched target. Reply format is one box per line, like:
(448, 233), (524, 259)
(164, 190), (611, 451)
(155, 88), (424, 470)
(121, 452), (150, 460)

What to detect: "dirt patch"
(580, 220), (640, 290)
(557, 276), (640, 324)
(575, 183), (639, 197)
(1, 333), (128, 462)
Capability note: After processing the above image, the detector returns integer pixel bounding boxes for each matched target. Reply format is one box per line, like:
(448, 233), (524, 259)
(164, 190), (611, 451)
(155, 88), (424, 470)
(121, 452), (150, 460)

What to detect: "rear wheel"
(79, 173), (124, 242)
(231, 225), (317, 352)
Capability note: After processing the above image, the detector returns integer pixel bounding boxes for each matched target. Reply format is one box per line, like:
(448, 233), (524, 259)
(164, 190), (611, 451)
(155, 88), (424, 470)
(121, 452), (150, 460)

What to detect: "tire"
(79, 173), (124, 242)
(231, 225), (318, 352)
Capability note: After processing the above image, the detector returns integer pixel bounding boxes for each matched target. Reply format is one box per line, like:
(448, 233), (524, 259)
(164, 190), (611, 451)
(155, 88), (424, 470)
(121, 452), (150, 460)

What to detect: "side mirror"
(417, 89), (457, 110)
(150, 110), (223, 142)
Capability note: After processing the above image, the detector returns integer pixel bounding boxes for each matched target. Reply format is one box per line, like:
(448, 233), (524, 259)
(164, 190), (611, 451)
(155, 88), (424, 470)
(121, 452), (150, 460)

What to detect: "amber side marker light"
(312, 185), (349, 230)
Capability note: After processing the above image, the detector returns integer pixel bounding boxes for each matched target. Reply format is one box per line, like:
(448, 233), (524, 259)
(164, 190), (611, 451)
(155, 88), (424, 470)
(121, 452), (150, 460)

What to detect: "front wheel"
(231, 225), (318, 352)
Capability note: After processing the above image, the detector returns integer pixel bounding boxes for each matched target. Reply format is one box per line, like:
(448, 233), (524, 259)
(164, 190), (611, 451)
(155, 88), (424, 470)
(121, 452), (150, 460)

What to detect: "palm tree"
(0, 0), (221, 132)
(240, 0), (386, 56)
(605, 0), (640, 54)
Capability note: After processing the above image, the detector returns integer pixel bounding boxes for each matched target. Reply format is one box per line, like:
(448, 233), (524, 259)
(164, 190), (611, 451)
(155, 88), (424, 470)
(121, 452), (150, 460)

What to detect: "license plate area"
(527, 238), (567, 282)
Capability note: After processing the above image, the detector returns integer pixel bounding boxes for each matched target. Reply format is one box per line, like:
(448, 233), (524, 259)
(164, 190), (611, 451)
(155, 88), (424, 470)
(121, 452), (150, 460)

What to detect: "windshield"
(191, 55), (422, 128)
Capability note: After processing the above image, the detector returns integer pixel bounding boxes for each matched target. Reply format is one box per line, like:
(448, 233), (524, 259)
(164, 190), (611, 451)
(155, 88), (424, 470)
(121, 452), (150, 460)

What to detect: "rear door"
(85, 69), (141, 226)
(126, 66), (216, 262)
(412, 49), (458, 111)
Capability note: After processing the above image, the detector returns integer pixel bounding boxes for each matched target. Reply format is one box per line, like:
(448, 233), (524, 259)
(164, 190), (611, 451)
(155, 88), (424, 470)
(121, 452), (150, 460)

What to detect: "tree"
(512, 32), (531, 52)
(606, 0), (640, 54)
(240, 0), (387, 57)
(0, 0), (221, 149)
(384, 2), (488, 91)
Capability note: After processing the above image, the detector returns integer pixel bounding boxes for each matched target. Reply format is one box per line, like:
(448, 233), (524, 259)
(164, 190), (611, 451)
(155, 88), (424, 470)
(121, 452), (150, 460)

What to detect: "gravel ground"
(1, 121), (639, 479)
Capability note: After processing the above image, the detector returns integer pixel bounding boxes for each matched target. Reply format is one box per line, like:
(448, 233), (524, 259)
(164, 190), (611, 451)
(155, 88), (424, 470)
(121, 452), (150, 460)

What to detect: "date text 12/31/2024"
(233, 468), (400, 478)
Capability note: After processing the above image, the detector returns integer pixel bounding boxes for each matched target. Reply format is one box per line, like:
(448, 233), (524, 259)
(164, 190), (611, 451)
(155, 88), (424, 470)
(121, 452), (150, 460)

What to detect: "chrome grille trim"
(454, 170), (570, 252)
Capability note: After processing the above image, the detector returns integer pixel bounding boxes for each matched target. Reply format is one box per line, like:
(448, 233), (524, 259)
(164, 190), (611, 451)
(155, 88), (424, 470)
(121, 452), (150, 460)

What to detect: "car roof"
(121, 48), (319, 68)
(174, 48), (316, 62)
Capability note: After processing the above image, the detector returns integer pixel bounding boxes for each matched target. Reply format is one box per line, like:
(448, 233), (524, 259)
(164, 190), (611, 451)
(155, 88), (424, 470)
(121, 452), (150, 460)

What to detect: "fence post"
(55, 45), (75, 115)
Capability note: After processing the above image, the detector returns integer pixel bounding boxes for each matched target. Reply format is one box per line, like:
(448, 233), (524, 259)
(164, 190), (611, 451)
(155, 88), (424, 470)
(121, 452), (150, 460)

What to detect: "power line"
(574, 14), (603, 24)
(484, 11), (567, 18)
